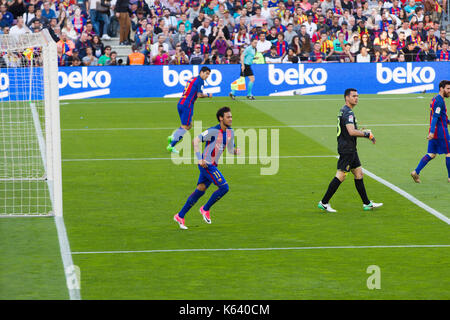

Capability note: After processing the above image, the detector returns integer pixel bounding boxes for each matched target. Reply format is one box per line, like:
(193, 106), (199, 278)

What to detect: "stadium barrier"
(1, 62), (449, 101)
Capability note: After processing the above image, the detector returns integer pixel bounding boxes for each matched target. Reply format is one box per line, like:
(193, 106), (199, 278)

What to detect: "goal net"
(0, 30), (62, 217)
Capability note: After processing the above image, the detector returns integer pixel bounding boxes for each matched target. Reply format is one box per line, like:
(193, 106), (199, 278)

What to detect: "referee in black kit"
(318, 88), (383, 213)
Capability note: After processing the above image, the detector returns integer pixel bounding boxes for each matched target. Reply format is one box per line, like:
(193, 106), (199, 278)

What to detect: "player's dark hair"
(344, 88), (357, 98)
(200, 66), (211, 73)
(439, 80), (450, 89)
(217, 107), (231, 122)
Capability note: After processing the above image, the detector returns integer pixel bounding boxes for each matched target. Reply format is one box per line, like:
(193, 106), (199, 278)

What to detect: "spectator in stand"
(264, 45), (282, 63)
(234, 26), (250, 47)
(404, 0), (418, 20)
(172, 22), (188, 48)
(212, 29), (230, 57)
(177, 13), (192, 33)
(140, 23), (154, 56)
(436, 40), (449, 61)
(310, 41), (326, 62)
(332, 31), (348, 56)
(284, 23), (297, 44)
(23, 4), (35, 26)
(197, 16), (212, 37)
(57, 45), (69, 66)
(152, 44), (169, 65)
(275, 32), (289, 58)
(340, 43), (355, 62)
(92, 0), (111, 40)
(116, 0), (130, 45)
(9, 16), (30, 37)
(71, 7), (86, 34)
(151, 34), (169, 57)
(181, 32), (195, 57)
(356, 46), (371, 62)
(401, 40), (421, 61)
(437, 30), (448, 50)
(162, 8), (177, 31)
(257, 31), (272, 54)
(82, 46), (98, 66)
(62, 20), (78, 42)
(348, 32), (361, 56)
(418, 41), (437, 61)
(222, 47), (237, 64)
(108, 51), (118, 65)
(72, 56), (82, 66)
(57, 31), (76, 57)
(91, 35), (104, 58)
(67, 48), (80, 65)
(0, 3), (13, 27)
(170, 44), (189, 65)
(388, 40), (399, 60)
(9, 0), (26, 19)
(41, 1), (56, 20)
(282, 47), (297, 63)
(98, 45), (112, 65)
(189, 43), (204, 64)
(302, 11), (317, 37)
(75, 32), (91, 59)
(83, 21), (97, 42)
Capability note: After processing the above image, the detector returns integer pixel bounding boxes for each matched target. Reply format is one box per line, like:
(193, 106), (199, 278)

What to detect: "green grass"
(1, 94), (449, 299)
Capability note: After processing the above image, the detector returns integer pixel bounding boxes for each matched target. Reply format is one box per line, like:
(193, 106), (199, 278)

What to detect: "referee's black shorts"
(337, 152), (361, 172)
(240, 64), (254, 77)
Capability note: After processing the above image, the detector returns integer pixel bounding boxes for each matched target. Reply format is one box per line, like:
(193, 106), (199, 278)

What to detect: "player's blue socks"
(247, 81), (254, 96)
(203, 184), (229, 211)
(170, 127), (187, 147)
(178, 189), (205, 218)
(446, 157), (450, 178)
(415, 154), (433, 174)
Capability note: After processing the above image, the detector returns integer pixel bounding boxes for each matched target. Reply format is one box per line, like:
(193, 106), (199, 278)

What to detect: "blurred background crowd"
(0, 0), (449, 66)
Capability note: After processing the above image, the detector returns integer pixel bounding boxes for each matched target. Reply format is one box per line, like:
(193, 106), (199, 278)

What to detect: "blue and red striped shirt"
(199, 124), (235, 167)
(178, 76), (204, 107)
(429, 94), (449, 140)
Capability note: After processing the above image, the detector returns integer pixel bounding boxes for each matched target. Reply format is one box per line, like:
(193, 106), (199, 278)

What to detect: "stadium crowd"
(0, 0), (449, 66)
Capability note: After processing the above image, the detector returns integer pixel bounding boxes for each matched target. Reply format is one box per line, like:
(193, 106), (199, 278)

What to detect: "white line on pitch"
(71, 244), (450, 255)
(62, 124), (427, 131)
(62, 155), (337, 162)
(362, 167), (450, 225)
(60, 96), (426, 105)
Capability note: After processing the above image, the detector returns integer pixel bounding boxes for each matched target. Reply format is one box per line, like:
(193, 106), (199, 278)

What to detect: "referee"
(318, 88), (383, 212)
(230, 38), (257, 100)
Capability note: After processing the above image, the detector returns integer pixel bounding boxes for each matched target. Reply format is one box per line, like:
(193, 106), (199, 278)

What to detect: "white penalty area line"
(362, 167), (450, 225)
(71, 244), (450, 255)
(62, 123), (428, 132)
(62, 155), (337, 162)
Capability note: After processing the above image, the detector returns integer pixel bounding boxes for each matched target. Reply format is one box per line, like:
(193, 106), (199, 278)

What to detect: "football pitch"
(0, 94), (449, 300)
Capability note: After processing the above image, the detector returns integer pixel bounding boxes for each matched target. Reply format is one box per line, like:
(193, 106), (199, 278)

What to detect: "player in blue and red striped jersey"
(167, 66), (212, 153)
(411, 80), (450, 183)
(173, 107), (240, 229)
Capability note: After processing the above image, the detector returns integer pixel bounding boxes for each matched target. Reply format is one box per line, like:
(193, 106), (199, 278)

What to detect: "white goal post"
(0, 30), (63, 217)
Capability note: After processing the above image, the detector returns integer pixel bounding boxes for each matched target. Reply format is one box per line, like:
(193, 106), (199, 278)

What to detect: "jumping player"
(173, 107), (239, 229)
(167, 66), (212, 153)
(411, 80), (450, 183)
(318, 88), (383, 212)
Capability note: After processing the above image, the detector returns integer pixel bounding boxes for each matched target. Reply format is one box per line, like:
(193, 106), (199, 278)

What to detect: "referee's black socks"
(321, 177), (342, 204)
(354, 178), (370, 205)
